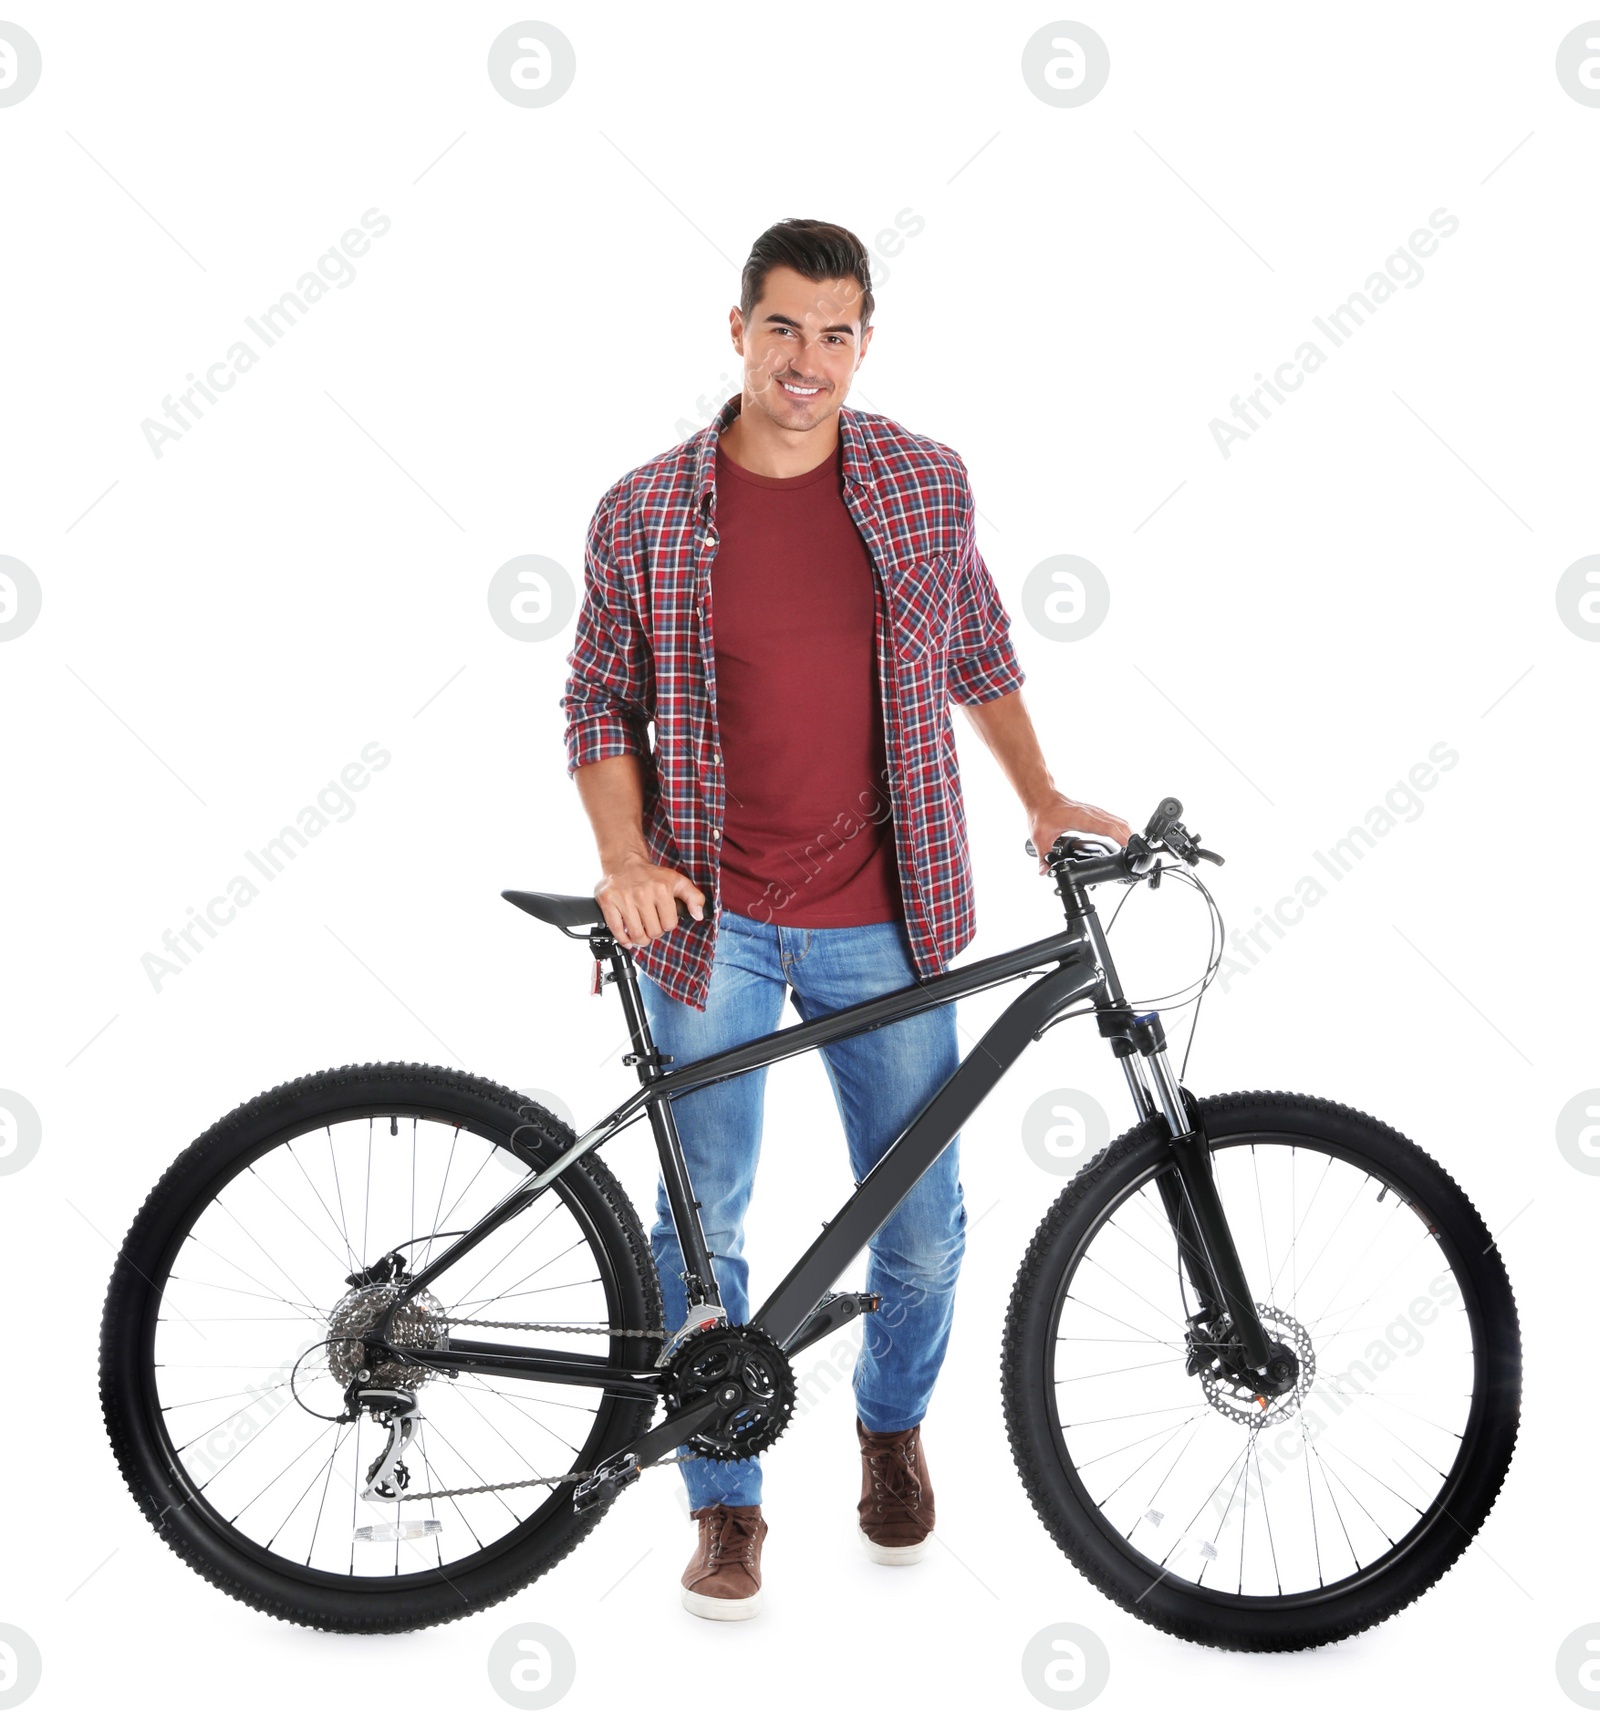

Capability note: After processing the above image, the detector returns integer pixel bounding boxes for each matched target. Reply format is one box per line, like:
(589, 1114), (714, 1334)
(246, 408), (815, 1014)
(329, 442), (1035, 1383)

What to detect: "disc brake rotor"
(1198, 1304), (1316, 1430)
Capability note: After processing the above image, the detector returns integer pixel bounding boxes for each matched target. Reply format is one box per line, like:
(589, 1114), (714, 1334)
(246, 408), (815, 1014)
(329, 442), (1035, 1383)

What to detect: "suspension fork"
(1152, 1076), (1273, 1373)
(1114, 1046), (1219, 1321)
(1072, 890), (1274, 1373)
(1126, 1042), (1273, 1372)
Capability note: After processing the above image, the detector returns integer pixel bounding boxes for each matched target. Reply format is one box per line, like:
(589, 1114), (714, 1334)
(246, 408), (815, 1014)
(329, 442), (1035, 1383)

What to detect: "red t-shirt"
(709, 435), (904, 928)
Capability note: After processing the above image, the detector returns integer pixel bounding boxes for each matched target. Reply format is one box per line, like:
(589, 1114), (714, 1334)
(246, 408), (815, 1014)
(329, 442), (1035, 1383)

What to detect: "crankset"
(659, 1322), (797, 1462)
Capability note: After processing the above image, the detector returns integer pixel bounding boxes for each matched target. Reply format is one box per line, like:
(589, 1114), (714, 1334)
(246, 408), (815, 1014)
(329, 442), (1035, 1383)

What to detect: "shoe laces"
(863, 1434), (921, 1514)
(703, 1505), (762, 1567)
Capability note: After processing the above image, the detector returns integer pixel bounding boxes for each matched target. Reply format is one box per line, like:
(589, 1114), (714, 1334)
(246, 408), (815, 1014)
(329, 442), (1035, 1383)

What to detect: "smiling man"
(562, 217), (1128, 1621)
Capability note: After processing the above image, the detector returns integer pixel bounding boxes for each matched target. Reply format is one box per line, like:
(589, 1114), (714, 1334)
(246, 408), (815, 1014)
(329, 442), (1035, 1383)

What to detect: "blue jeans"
(637, 909), (966, 1511)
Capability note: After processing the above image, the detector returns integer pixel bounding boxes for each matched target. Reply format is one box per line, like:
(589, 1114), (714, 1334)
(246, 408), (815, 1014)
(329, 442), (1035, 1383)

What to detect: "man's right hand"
(594, 857), (706, 948)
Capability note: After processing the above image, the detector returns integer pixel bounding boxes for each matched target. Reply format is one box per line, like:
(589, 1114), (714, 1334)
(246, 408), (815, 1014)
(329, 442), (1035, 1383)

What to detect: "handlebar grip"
(1026, 831), (1120, 865)
(1142, 796), (1183, 844)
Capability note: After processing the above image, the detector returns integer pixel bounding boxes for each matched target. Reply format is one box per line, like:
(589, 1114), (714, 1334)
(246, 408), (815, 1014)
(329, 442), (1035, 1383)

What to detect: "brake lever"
(1165, 833), (1226, 868)
(1176, 828), (1225, 868)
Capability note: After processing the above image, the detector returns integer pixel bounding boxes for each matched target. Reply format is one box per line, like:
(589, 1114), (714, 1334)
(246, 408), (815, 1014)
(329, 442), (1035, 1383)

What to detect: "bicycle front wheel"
(1001, 1090), (1520, 1650)
(100, 1062), (661, 1632)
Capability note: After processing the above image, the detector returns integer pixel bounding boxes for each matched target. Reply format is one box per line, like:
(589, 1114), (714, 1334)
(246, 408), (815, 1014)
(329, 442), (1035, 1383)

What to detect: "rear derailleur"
(354, 1387), (422, 1503)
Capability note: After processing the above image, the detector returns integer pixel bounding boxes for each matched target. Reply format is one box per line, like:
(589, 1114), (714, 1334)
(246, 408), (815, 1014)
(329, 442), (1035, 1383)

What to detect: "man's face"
(730, 263), (871, 431)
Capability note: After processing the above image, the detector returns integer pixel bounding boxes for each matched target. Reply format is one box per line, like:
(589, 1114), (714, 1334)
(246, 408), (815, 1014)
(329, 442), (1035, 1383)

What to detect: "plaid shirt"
(561, 391), (1025, 1010)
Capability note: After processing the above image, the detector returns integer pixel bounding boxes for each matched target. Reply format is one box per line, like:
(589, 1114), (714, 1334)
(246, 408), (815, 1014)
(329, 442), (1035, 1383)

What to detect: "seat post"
(594, 938), (663, 1067)
(594, 937), (722, 1313)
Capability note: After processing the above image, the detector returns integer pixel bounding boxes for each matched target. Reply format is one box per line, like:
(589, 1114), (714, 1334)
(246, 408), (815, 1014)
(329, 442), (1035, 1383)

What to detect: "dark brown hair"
(739, 218), (874, 336)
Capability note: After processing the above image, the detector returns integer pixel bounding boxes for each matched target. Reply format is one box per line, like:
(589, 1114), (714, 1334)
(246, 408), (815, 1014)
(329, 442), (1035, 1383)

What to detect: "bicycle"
(98, 797), (1520, 1649)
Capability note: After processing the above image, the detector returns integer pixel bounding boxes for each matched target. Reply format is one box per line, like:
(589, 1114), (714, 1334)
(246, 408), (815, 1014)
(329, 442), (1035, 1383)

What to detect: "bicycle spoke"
(428, 1125), (462, 1249)
(305, 1425), (348, 1567)
(160, 1379), (295, 1414)
(1066, 1401), (1204, 1430)
(1251, 1145), (1273, 1304)
(1056, 1358), (1179, 1385)
(460, 1276), (606, 1312)
(320, 1130), (350, 1262)
(247, 1164), (352, 1274)
(1088, 1412), (1200, 1484)
(1123, 1414), (1207, 1538)
(1076, 1252), (1186, 1335)
(282, 1135), (358, 1274)
(452, 1222), (582, 1311)
(1057, 1293), (1183, 1351)
(233, 1418), (344, 1526)
(1253, 1437), (1282, 1594)
(167, 1273), (328, 1318)
(181, 1233), (324, 1323)
(460, 1377), (602, 1419)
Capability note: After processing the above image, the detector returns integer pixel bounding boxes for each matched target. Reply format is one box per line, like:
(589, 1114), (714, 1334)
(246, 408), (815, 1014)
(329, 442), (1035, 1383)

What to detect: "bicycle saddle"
(502, 890), (605, 932)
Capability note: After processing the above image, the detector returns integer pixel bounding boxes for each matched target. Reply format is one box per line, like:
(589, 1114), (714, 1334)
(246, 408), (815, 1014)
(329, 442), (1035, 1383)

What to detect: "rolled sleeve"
(946, 466), (1025, 707)
(561, 488), (655, 775)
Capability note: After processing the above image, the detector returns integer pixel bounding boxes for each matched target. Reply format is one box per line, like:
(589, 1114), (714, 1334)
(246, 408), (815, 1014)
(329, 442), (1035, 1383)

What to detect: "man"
(561, 218), (1129, 1620)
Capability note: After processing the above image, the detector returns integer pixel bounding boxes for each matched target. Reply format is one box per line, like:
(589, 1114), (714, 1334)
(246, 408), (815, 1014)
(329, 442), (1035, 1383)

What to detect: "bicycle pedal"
(572, 1454), (642, 1515)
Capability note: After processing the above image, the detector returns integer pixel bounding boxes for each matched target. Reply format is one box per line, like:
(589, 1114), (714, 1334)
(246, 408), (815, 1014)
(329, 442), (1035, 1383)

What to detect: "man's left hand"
(1028, 797), (1132, 873)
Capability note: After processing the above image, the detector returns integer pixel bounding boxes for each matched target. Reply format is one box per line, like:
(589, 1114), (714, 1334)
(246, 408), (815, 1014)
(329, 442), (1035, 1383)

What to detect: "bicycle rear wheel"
(1002, 1090), (1520, 1650)
(100, 1062), (661, 1632)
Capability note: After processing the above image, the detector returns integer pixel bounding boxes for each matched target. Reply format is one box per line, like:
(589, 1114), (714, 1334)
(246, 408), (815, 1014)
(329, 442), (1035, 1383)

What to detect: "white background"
(2, 1), (1595, 1722)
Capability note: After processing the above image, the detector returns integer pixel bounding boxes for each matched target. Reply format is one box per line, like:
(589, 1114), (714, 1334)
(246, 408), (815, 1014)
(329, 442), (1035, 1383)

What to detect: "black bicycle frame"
(379, 870), (1278, 1462)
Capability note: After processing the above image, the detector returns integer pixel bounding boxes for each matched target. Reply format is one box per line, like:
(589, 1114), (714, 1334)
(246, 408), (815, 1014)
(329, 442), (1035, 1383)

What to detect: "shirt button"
(713, 752), (721, 765)
(712, 828), (721, 839)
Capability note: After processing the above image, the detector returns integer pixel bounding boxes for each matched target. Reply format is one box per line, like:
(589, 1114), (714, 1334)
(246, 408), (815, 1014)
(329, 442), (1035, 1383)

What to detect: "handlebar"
(1024, 796), (1225, 886)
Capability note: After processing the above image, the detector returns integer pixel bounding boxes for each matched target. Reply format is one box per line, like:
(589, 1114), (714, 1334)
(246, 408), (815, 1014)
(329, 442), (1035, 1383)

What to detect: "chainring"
(661, 1322), (796, 1461)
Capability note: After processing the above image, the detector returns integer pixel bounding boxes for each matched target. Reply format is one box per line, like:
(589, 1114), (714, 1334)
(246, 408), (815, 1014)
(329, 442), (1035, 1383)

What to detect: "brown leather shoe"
(857, 1416), (936, 1563)
(681, 1503), (767, 1620)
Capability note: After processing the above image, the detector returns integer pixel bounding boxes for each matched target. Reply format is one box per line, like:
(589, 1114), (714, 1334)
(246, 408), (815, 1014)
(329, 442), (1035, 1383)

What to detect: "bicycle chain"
(394, 1454), (686, 1499)
(392, 1316), (682, 1500)
(435, 1317), (668, 1337)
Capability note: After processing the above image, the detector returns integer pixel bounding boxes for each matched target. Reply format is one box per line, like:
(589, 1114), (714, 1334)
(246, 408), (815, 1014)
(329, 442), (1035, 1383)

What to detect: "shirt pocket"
(887, 555), (954, 668)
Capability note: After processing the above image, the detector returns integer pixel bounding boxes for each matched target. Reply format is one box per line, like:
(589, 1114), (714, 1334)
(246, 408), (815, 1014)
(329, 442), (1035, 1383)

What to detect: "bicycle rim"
(136, 1100), (643, 1586)
(1042, 1126), (1494, 1607)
